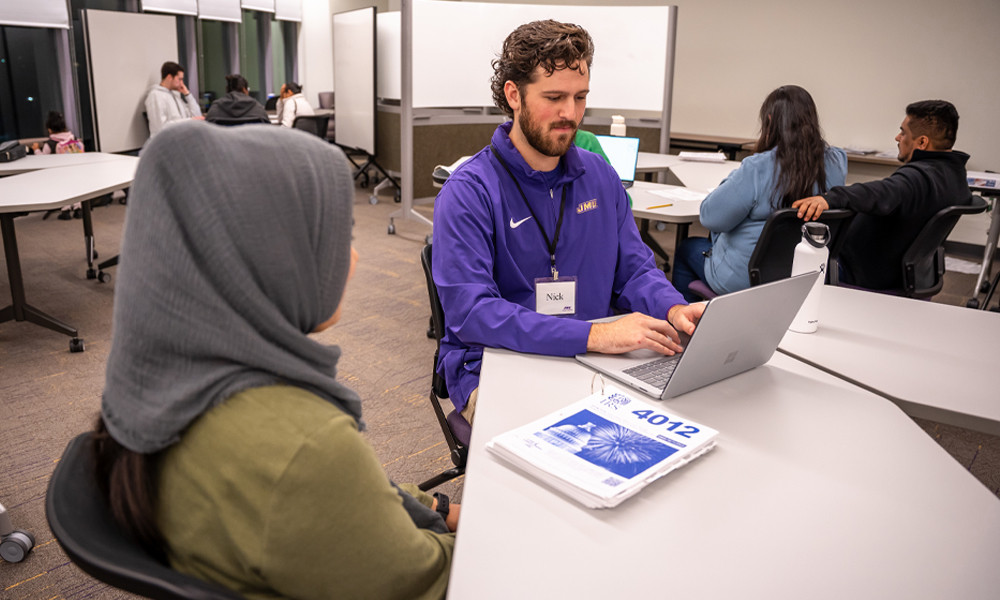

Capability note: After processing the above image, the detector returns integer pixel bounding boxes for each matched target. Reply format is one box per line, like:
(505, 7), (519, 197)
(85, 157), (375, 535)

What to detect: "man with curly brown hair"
(432, 20), (703, 422)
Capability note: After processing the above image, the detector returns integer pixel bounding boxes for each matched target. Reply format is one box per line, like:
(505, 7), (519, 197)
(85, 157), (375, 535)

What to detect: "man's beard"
(520, 101), (577, 158)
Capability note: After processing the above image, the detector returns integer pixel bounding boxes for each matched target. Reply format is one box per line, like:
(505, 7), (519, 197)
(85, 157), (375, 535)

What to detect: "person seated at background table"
(275, 82), (315, 128)
(433, 20), (704, 423)
(793, 100), (973, 291)
(30, 111), (88, 219)
(204, 74), (269, 124)
(144, 61), (204, 137)
(671, 85), (847, 301)
(92, 122), (456, 599)
(30, 110), (84, 155)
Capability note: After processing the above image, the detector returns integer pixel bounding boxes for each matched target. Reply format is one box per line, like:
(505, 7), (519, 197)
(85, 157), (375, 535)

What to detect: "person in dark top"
(205, 74), (269, 124)
(793, 100), (973, 290)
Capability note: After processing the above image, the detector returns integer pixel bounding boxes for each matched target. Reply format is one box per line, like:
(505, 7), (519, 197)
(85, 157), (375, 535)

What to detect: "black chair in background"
(207, 116), (270, 126)
(291, 115), (331, 140)
(748, 207), (855, 287)
(687, 207), (855, 299)
(417, 244), (471, 492)
(264, 95), (278, 111)
(46, 433), (244, 600)
(898, 195), (988, 298)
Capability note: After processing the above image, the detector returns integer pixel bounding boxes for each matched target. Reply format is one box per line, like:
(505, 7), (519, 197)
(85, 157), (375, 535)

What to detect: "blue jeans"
(672, 236), (713, 302)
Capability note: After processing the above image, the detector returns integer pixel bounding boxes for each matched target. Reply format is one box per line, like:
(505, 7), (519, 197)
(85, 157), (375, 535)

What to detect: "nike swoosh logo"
(509, 216), (533, 229)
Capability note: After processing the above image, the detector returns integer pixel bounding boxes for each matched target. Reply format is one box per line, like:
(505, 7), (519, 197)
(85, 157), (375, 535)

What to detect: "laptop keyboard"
(623, 356), (680, 389)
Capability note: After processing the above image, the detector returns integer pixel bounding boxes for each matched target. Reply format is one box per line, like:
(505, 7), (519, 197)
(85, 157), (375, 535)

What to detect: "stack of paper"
(678, 151), (726, 163)
(487, 387), (718, 508)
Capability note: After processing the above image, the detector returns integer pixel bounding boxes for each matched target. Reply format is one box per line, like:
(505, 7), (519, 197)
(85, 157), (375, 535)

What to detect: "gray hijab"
(101, 121), (361, 453)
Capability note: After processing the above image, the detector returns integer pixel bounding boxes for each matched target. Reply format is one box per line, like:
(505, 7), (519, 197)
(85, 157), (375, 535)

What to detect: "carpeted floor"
(1, 181), (998, 598)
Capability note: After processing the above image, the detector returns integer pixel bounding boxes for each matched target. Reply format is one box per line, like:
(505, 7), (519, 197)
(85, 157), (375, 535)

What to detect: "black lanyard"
(490, 145), (567, 279)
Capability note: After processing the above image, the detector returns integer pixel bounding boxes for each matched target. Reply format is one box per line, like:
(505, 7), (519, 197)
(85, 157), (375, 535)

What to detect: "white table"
(636, 151), (683, 174)
(0, 151), (132, 176)
(629, 158), (739, 269)
(0, 157), (138, 349)
(778, 285), (1000, 435)
(448, 349), (1000, 599)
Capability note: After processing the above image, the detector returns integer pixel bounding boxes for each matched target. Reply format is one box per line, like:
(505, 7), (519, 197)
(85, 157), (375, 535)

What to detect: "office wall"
(469, 0), (999, 172)
(299, 0), (335, 105)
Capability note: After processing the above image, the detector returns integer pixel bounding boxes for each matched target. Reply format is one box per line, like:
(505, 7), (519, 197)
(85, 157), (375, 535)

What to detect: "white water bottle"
(610, 115), (626, 137)
(789, 222), (830, 333)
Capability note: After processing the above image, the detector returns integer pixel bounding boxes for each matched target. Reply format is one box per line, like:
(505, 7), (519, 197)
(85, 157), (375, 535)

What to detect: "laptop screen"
(595, 135), (640, 183)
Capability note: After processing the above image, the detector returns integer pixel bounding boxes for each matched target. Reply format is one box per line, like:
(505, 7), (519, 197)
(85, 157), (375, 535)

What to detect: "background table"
(449, 349), (1000, 599)
(0, 152), (131, 176)
(0, 157), (138, 348)
(778, 285), (1000, 435)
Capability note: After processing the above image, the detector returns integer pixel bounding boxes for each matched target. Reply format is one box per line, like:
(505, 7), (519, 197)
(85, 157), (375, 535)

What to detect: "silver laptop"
(595, 135), (640, 189)
(575, 272), (819, 399)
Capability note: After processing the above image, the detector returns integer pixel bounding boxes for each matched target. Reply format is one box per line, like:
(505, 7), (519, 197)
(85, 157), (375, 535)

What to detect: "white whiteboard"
(376, 11), (400, 101)
(333, 6), (376, 155)
(83, 9), (177, 152)
(411, 0), (670, 110)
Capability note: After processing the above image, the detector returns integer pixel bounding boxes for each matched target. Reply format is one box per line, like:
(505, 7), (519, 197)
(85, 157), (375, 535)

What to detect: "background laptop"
(595, 134), (640, 189)
(575, 272), (819, 399)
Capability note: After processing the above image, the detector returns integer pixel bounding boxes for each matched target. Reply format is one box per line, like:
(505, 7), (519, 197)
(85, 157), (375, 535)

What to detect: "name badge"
(535, 276), (577, 315)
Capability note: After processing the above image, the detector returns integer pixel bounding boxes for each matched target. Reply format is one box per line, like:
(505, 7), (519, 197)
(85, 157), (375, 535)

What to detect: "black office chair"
(898, 195), (988, 299)
(417, 244), (471, 492)
(264, 95), (278, 111)
(748, 207), (855, 287)
(687, 207), (855, 299)
(291, 115), (331, 140)
(207, 116), (270, 126)
(46, 433), (244, 600)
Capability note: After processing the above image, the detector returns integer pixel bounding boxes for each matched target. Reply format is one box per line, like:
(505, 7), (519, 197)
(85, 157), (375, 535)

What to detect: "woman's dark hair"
(225, 74), (250, 94)
(45, 111), (68, 133)
(490, 20), (594, 118)
(92, 416), (165, 559)
(283, 82), (303, 94)
(754, 85), (830, 208)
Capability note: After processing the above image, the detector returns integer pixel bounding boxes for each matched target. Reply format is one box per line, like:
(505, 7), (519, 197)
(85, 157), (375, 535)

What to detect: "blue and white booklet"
(486, 387), (718, 508)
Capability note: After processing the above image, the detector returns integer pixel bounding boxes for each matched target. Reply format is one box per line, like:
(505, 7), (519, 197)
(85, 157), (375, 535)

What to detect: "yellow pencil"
(647, 203), (673, 209)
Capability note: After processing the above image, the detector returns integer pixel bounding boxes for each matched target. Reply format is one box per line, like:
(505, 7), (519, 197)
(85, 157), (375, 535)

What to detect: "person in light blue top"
(672, 85), (847, 300)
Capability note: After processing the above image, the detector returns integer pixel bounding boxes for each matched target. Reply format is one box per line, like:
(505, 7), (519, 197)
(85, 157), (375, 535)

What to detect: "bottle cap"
(800, 222), (830, 248)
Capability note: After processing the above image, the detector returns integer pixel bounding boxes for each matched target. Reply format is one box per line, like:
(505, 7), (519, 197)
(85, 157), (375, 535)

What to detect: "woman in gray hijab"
(92, 122), (455, 599)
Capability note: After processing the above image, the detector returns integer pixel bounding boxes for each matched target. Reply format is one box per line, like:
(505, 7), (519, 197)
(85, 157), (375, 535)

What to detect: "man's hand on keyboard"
(587, 313), (683, 355)
(667, 302), (706, 336)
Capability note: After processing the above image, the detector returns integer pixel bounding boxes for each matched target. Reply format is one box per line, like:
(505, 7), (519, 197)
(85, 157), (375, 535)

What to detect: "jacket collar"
(909, 148), (970, 167)
(491, 121), (586, 185)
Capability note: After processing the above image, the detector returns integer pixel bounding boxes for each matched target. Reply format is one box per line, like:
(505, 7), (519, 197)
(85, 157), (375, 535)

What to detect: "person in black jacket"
(793, 100), (973, 290)
(205, 74), (269, 124)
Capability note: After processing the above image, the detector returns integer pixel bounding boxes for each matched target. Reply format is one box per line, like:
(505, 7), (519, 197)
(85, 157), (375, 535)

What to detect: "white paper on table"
(647, 187), (707, 202)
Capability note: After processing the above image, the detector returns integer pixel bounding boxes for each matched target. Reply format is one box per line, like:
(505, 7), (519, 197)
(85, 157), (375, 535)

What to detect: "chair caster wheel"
(369, 195), (378, 205)
(0, 530), (35, 563)
(388, 224), (396, 235)
(655, 222), (667, 232)
(980, 281), (991, 293)
(86, 268), (97, 280)
(394, 192), (401, 203)
(93, 250), (99, 259)
(97, 271), (111, 283)
(69, 338), (85, 353)
(425, 234), (433, 245)
(966, 298), (980, 309)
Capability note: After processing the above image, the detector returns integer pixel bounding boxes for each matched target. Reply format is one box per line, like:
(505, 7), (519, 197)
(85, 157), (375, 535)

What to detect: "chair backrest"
(264, 95), (278, 111)
(208, 116), (270, 127)
(317, 91), (335, 109)
(902, 195), (988, 298)
(45, 433), (244, 600)
(420, 244), (472, 449)
(748, 208), (855, 286)
(291, 114), (331, 140)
